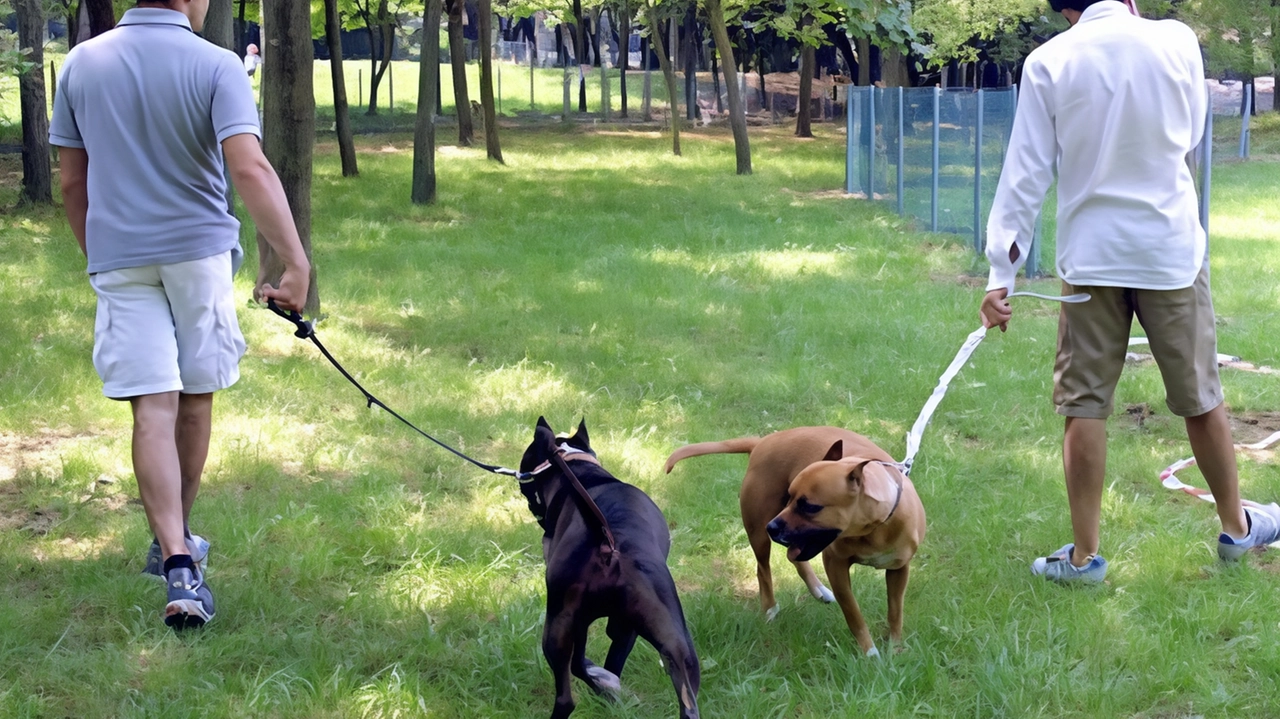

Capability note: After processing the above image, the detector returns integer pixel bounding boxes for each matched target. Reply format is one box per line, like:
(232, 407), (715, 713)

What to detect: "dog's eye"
(796, 498), (823, 515)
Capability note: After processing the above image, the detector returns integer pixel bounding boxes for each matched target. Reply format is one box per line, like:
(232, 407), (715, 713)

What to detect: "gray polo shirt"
(50, 8), (260, 274)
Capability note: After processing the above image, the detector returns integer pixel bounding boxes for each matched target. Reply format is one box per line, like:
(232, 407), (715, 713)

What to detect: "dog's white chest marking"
(853, 552), (896, 569)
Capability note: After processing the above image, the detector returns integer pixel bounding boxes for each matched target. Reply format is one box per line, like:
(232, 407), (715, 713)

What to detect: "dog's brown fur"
(664, 426), (925, 655)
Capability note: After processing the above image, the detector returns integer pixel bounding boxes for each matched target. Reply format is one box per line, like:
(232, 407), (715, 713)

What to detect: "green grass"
(2, 121), (1280, 718)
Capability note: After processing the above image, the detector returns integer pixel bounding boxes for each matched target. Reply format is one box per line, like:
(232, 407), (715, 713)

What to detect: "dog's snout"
(766, 517), (787, 543)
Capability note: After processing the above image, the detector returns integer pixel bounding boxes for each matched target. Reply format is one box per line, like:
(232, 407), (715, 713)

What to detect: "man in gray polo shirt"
(51, 0), (311, 630)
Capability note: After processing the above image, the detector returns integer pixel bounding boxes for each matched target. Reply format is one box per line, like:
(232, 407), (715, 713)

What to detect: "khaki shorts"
(89, 251), (246, 400)
(1053, 263), (1222, 419)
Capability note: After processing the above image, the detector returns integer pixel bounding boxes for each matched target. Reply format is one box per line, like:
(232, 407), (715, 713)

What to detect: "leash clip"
(266, 299), (313, 339)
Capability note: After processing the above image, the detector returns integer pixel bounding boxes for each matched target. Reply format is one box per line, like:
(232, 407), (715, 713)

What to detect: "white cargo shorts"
(89, 251), (246, 400)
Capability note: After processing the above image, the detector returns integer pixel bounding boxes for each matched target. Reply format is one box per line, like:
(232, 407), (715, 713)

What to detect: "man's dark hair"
(1049, 0), (1117, 13)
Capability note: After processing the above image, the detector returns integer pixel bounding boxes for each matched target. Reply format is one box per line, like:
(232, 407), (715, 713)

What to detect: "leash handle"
(266, 299), (314, 339)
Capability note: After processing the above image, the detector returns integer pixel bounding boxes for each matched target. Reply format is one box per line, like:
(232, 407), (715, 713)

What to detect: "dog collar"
(876, 462), (905, 525)
(520, 443), (599, 481)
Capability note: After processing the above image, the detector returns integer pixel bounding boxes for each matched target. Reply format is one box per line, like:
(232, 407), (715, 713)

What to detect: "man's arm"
(981, 57), (1057, 330)
(58, 147), (89, 256)
(222, 133), (311, 312)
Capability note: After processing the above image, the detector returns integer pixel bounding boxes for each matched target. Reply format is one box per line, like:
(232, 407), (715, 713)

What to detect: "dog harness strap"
(873, 462), (905, 525)
(265, 300), (526, 479)
(551, 452), (618, 557)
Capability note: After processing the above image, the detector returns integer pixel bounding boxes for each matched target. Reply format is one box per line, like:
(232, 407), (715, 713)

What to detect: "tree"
(445, 0), (474, 144)
(642, 2), (681, 154)
(477, 0), (504, 161)
(704, 0), (751, 171)
(15, 0), (51, 204)
(352, 0), (396, 114)
(413, 0), (443, 203)
(324, 0), (360, 174)
(1182, 0), (1276, 111)
(259, 0), (319, 315)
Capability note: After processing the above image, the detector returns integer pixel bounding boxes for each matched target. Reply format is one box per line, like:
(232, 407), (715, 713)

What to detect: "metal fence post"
(897, 86), (905, 217)
(389, 62), (394, 114)
(867, 87), (876, 199)
(1026, 211), (1041, 278)
(845, 86), (855, 194)
(1240, 83), (1252, 159)
(931, 86), (940, 232)
(498, 46), (503, 116)
(974, 89), (984, 254)
(1200, 85), (1213, 234)
(529, 41), (535, 112)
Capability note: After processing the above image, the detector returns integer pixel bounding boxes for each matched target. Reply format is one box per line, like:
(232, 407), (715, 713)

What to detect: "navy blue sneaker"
(1031, 543), (1108, 584)
(1218, 503), (1280, 561)
(143, 534), (209, 579)
(164, 566), (215, 631)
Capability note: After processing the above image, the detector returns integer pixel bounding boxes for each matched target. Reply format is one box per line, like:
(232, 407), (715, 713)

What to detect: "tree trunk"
(366, 0), (393, 115)
(683, 7), (696, 121)
(238, 0), (247, 54)
(413, 0), (443, 203)
(705, 0), (750, 173)
(66, 0), (79, 50)
(854, 34), (871, 86)
(85, 0), (114, 36)
(618, 2), (629, 118)
(796, 35), (814, 137)
(446, 0), (473, 144)
(16, 0), (52, 204)
(574, 0), (587, 112)
(881, 45), (907, 87)
(477, 0), (503, 162)
(259, 0), (319, 316)
(325, 0), (359, 176)
(648, 12), (681, 155)
(203, 0), (234, 48)
(201, 0), (236, 212)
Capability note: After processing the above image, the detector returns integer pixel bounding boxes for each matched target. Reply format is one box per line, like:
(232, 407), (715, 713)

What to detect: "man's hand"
(981, 288), (1012, 332)
(256, 266), (309, 313)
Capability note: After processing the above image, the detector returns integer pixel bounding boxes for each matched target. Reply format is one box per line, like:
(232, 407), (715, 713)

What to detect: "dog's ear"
(845, 458), (897, 505)
(570, 418), (591, 450)
(522, 419), (559, 473)
(822, 440), (844, 462)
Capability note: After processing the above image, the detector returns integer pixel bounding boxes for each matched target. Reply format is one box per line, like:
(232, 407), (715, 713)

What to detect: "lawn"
(1, 116), (1279, 717)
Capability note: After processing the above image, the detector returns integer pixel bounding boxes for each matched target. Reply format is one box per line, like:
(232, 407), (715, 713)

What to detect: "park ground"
(2, 84), (1280, 716)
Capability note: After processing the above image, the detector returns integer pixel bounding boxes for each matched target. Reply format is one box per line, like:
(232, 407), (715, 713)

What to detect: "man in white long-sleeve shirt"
(979, 0), (1280, 583)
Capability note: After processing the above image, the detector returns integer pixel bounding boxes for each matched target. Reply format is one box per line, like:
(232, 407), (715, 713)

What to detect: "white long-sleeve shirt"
(985, 1), (1207, 294)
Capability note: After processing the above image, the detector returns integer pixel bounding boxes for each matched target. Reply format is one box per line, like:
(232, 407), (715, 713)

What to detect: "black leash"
(265, 300), (618, 556)
(266, 300), (521, 478)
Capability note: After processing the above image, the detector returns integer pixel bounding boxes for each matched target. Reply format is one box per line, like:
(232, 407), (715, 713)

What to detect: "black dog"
(518, 417), (700, 719)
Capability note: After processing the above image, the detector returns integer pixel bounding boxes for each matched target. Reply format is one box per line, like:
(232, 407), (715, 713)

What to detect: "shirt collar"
(117, 7), (194, 31)
(1077, 1), (1131, 24)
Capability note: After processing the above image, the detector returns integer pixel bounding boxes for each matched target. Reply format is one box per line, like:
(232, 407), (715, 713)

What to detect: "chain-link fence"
(845, 85), (1215, 277)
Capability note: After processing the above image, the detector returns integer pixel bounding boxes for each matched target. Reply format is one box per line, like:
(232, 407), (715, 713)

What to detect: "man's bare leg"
(1063, 417), (1107, 567)
(130, 392), (187, 560)
(1185, 402), (1248, 538)
(176, 392), (214, 526)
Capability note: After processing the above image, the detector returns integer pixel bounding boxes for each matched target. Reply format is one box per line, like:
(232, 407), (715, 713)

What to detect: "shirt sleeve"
(1184, 26), (1207, 152)
(211, 52), (260, 143)
(48, 59), (84, 149)
(985, 56), (1057, 294)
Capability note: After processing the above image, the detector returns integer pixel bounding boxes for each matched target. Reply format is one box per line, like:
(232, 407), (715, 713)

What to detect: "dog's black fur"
(519, 417), (700, 719)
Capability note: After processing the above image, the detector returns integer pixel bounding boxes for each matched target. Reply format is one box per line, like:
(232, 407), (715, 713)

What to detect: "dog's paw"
(765, 605), (780, 622)
(586, 666), (621, 695)
(811, 585), (836, 603)
(865, 645), (881, 659)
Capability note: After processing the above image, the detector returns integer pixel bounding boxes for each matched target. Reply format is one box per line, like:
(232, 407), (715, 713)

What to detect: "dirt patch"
(1230, 411), (1280, 449)
(0, 429), (103, 482)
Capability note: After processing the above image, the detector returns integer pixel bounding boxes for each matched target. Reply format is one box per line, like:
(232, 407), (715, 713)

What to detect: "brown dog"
(664, 426), (925, 656)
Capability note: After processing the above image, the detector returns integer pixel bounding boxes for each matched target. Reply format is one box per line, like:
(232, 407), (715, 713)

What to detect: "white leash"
(899, 291), (1091, 475)
(1160, 431), (1280, 507)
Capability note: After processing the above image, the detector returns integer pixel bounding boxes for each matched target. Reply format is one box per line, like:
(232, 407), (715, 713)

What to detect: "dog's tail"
(663, 438), (761, 474)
